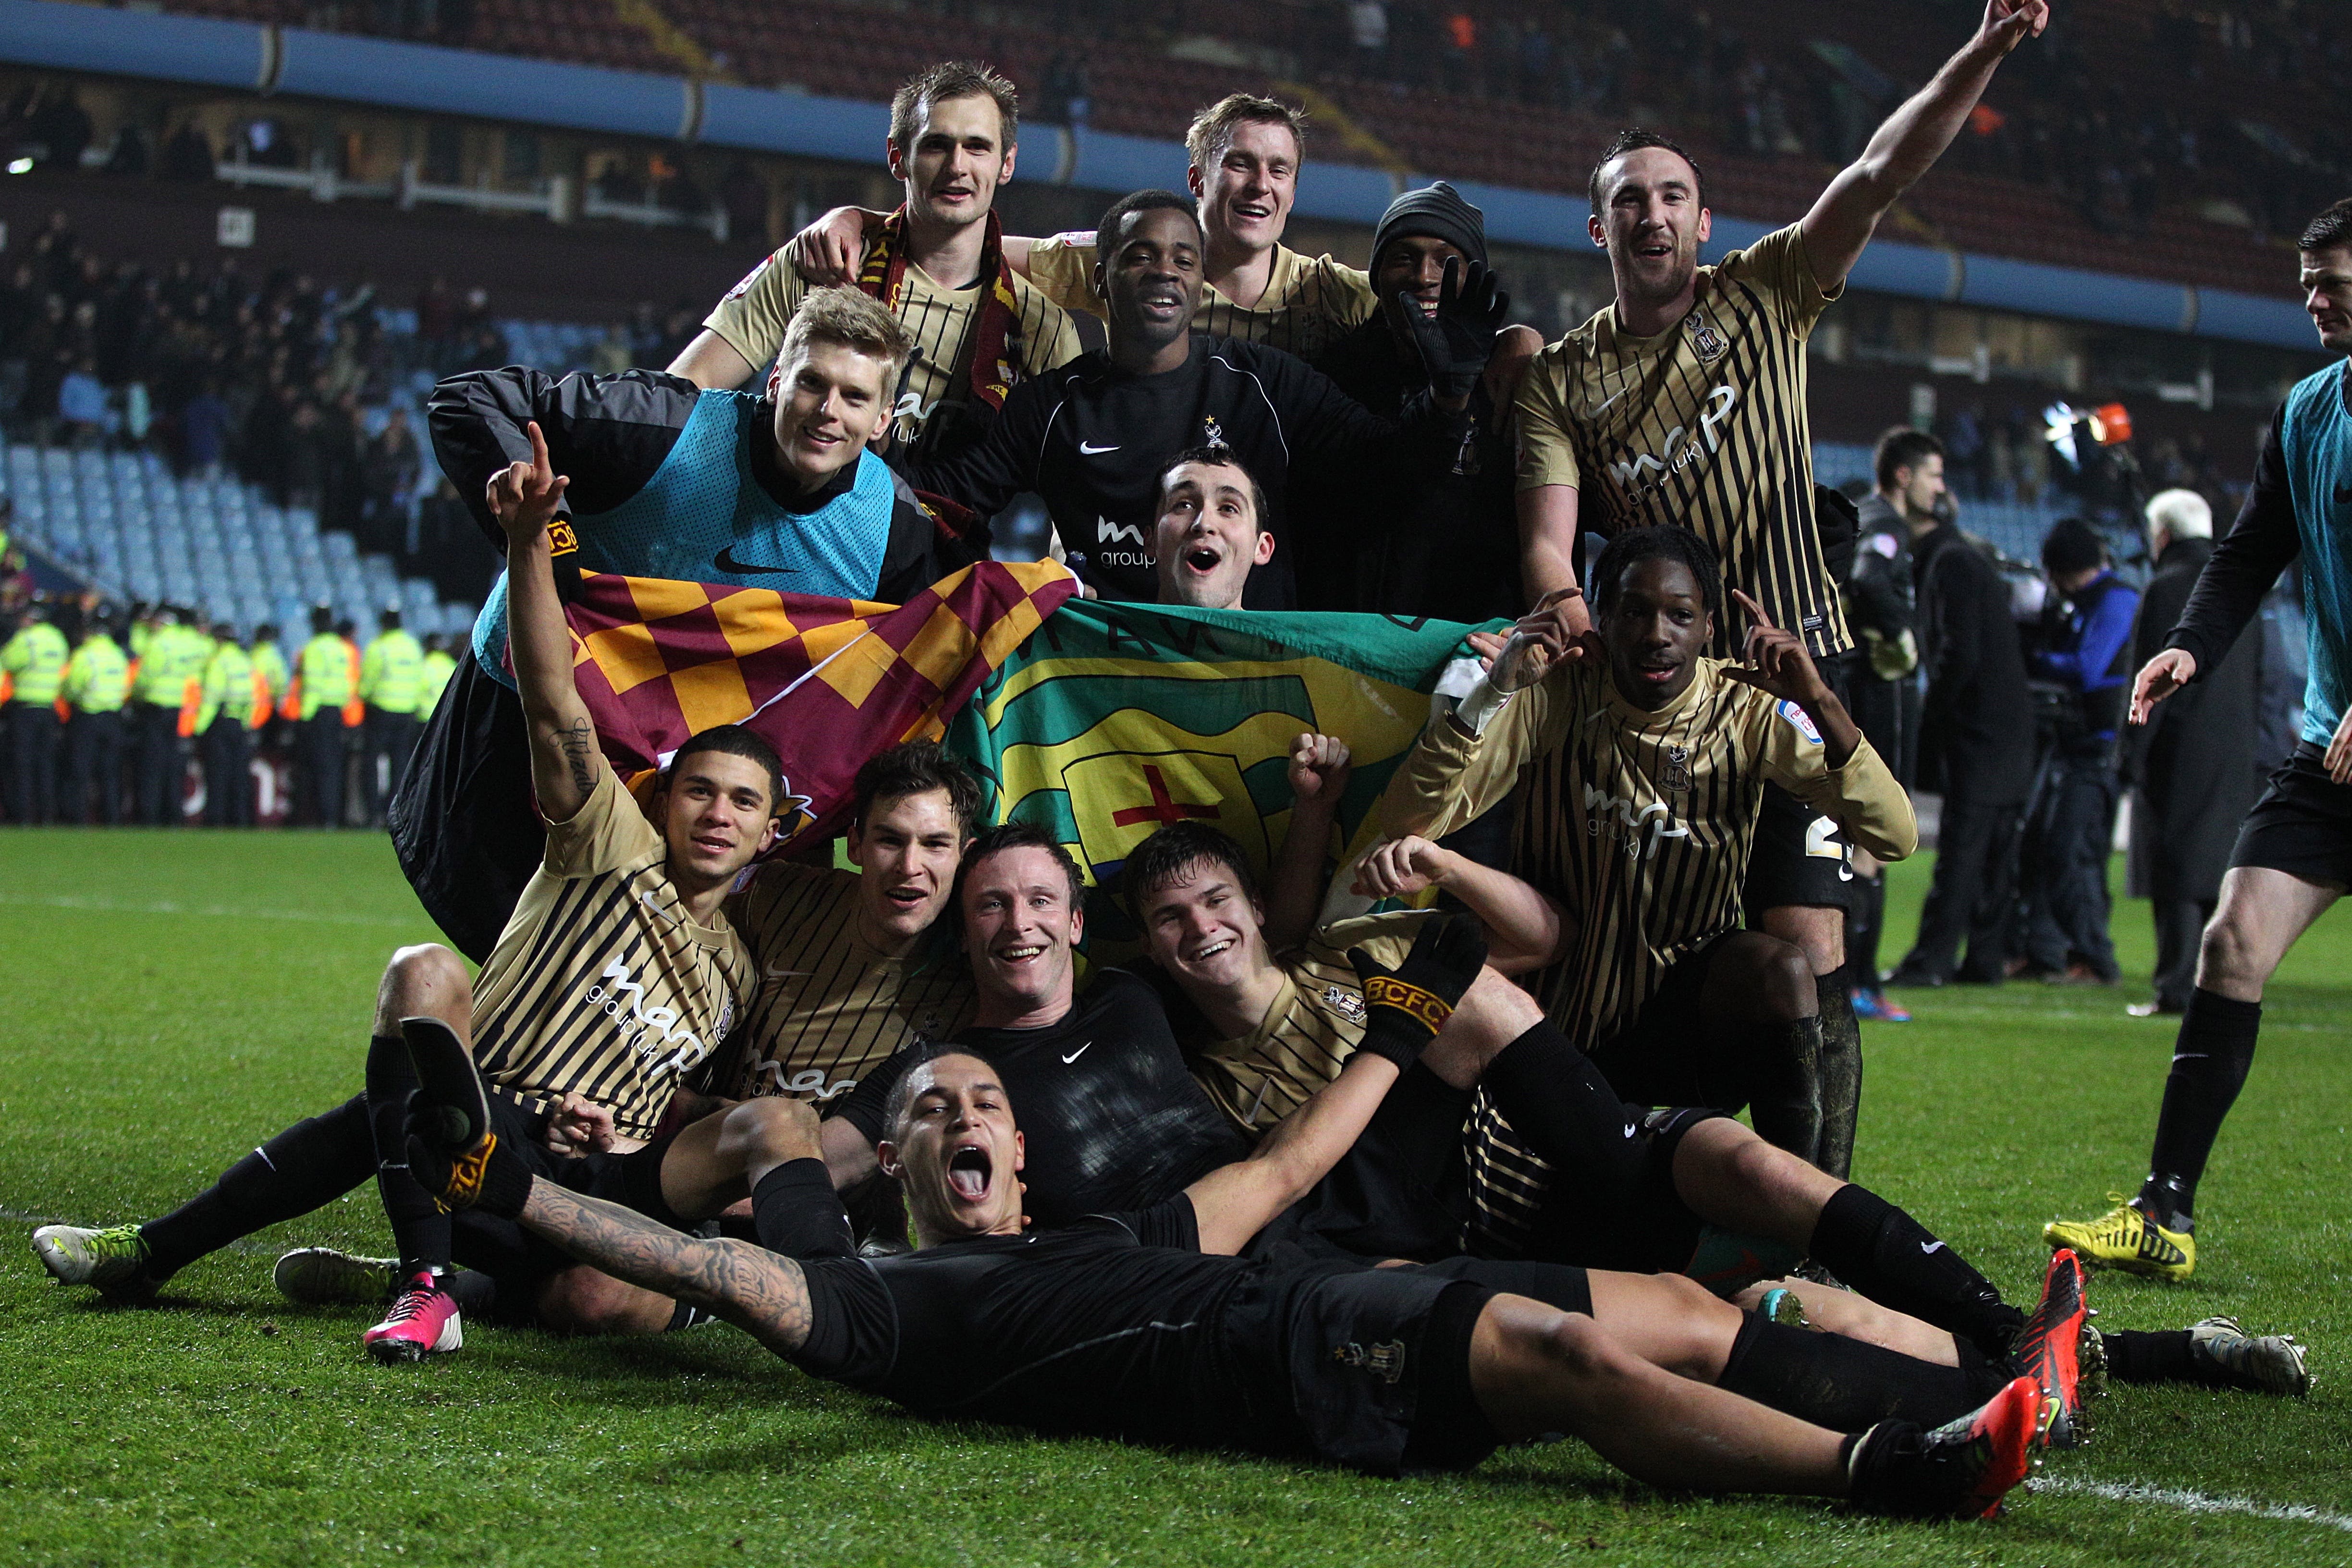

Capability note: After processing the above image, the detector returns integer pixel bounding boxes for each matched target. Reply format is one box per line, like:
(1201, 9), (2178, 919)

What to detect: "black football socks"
(139, 1092), (379, 1282)
(2139, 989), (2261, 1233)
(1807, 1184), (2024, 1358)
(365, 1031), (454, 1276)
(1718, 1311), (2002, 1432)
(1745, 1015), (1825, 1167)
(1481, 1021), (1651, 1201)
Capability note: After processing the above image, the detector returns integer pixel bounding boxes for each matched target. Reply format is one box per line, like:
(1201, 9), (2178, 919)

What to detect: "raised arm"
(1263, 732), (1351, 951)
(1187, 915), (1486, 1254)
(491, 420), (603, 822)
(1800, 1), (2049, 290)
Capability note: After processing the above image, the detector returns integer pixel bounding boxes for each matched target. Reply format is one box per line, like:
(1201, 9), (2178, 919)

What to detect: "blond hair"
(781, 287), (914, 382)
(1184, 93), (1307, 174)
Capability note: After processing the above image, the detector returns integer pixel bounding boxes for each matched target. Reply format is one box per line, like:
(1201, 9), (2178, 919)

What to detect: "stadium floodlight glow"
(6, 157), (33, 175)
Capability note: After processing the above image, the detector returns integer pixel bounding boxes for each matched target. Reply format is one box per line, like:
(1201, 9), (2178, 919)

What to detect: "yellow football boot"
(2042, 1197), (2194, 1281)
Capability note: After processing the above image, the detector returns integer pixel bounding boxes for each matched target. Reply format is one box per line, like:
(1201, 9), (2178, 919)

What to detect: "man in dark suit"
(2120, 490), (2265, 1016)
(1888, 500), (2036, 986)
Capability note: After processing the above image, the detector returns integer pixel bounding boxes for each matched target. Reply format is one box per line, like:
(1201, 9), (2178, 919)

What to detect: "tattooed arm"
(519, 1178), (816, 1356)
(490, 418), (605, 821)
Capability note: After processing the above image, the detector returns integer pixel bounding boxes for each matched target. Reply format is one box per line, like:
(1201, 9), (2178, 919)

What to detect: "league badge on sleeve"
(1775, 699), (1823, 744)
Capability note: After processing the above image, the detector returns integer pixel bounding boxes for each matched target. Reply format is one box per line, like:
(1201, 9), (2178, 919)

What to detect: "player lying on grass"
(391, 917), (2048, 1519)
(35, 426), (808, 1357)
(1129, 813), (2314, 1417)
(812, 796), (2089, 1438)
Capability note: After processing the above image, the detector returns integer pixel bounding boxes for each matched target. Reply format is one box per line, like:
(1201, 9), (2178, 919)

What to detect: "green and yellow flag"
(945, 602), (1494, 950)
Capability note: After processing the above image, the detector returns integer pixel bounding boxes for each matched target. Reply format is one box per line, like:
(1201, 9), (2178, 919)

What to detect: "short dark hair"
(1591, 525), (1723, 617)
(889, 60), (1019, 153)
(1873, 427), (1945, 490)
(668, 723), (787, 816)
(1119, 821), (1260, 925)
(2298, 198), (2352, 255)
(2041, 515), (2107, 576)
(852, 740), (980, 837)
(880, 1041), (995, 1144)
(1588, 129), (1707, 218)
(1096, 189), (1201, 267)
(955, 819), (1086, 910)
(1155, 445), (1267, 533)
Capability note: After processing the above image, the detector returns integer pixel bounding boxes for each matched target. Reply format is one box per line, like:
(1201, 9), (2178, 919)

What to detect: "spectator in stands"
(1887, 495), (2037, 989)
(1297, 180), (1530, 619)
(900, 189), (1503, 608)
(2122, 489), (2265, 1018)
(674, 61), (1082, 467)
(58, 357), (112, 445)
(159, 119), (214, 183)
(2014, 517), (2138, 986)
(358, 408), (423, 556)
(179, 377), (232, 479)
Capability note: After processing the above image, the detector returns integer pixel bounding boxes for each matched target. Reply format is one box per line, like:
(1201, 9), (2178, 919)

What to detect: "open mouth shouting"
(1179, 537), (1225, 578)
(945, 1141), (993, 1204)
(883, 882), (931, 915)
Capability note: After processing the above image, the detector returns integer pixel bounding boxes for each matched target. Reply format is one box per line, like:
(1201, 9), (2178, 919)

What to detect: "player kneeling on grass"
(35, 425), (813, 1359)
(390, 912), (2049, 1520)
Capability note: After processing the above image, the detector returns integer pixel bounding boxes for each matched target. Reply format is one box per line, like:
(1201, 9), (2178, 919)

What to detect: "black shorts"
(387, 651), (544, 963)
(1246, 1062), (1472, 1265)
(2230, 741), (2352, 889)
(1517, 1106), (1729, 1276)
(1741, 659), (1856, 914)
(450, 1095), (687, 1316)
(1227, 1264), (1498, 1476)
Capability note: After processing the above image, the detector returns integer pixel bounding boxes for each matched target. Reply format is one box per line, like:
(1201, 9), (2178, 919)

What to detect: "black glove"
(1346, 910), (1488, 1071)
(1399, 257), (1509, 404)
(404, 1089), (534, 1219)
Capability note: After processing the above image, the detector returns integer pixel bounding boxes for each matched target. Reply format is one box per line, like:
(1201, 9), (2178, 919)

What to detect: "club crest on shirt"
(1775, 699), (1823, 744)
(1662, 744), (1692, 793)
(1200, 415), (1230, 452)
(1324, 985), (1368, 1025)
(1334, 1337), (1408, 1383)
(1688, 308), (1729, 362)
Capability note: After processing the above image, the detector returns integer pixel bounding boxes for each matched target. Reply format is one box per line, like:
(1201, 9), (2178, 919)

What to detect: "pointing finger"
(1730, 588), (1773, 632)
(526, 419), (551, 481)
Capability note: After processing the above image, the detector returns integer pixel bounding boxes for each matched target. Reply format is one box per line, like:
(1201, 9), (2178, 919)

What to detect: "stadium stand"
(0, 441), (475, 640)
(144, 0), (2339, 301)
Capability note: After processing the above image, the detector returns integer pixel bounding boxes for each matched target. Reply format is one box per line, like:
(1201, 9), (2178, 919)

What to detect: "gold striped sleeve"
(1747, 698), (1918, 859)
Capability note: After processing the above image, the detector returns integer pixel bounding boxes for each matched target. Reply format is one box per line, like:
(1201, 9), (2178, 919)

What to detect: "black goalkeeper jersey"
(833, 968), (1250, 1228)
(901, 333), (1467, 609)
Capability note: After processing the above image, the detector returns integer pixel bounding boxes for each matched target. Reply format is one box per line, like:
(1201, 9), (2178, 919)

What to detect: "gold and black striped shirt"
(1025, 236), (1376, 364)
(469, 770), (753, 1145)
(1514, 223), (1850, 657)
(1381, 656), (1915, 1251)
(704, 250), (1082, 449)
(1194, 912), (1426, 1133)
(712, 861), (976, 1105)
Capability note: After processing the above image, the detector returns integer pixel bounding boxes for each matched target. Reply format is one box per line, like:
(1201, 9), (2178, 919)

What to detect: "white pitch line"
(2037, 1476), (2352, 1533)
(0, 894), (422, 929)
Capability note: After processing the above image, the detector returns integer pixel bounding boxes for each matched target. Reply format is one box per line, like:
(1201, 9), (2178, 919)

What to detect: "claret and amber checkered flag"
(566, 559), (1077, 853)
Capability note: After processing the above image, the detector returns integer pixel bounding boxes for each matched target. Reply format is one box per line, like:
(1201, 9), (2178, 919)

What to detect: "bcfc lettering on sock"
(1363, 975), (1454, 1035)
(433, 1133), (500, 1215)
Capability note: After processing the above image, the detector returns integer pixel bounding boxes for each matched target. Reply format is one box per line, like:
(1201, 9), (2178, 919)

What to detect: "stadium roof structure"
(0, 0), (2316, 352)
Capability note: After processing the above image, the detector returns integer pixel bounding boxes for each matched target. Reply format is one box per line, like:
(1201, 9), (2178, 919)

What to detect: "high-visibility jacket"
(129, 620), (152, 662)
(63, 634), (131, 714)
(293, 633), (359, 722)
(133, 623), (207, 708)
(360, 629), (428, 715)
(1, 621), (68, 706)
(340, 637), (364, 726)
(199, 641), (257, 732)
(251, 642), (290, 724)
(419, 648), (457, 714)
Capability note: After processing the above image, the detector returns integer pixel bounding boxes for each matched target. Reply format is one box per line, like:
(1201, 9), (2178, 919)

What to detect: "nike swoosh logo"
(1920, 1240), (1946, 1255)
(1622, 1124), (1637, 1139)
(1061, 1041), (1093, 1065)
(714, 546), (800, 575)
(1588, 387), (1629, 418)
(1078, 441), (1120, 454)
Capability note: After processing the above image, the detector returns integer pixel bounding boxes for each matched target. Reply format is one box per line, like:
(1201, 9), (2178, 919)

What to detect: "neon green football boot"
(2042, 1196), (2194, 1281)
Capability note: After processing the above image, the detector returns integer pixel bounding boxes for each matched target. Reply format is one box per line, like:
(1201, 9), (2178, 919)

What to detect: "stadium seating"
(0, 442), (475, 642)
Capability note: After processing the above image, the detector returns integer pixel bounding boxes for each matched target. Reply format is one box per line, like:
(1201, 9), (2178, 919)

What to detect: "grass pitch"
(3, 828), (2350, 1567)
